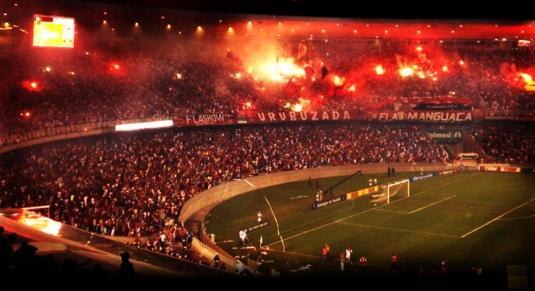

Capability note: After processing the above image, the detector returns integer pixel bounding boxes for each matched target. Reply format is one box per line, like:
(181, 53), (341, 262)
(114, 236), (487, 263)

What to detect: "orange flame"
(18, 212), (61, 236)
(332, 75), (345, 87)
(250, 57), (305, 83)
(399, 67), (415, 78)
(375, 65), (385, 75)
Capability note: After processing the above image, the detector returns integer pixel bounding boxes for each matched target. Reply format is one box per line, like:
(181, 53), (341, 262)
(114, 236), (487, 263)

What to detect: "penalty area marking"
(460, 196), (535, 239)
(337, 221), (459, 239)
(496, 202), (535, 221)
(265, 172), (478, 247)
(497, 213), (535, 221)
(408, 194), (456, 214)
(373, 195), (456, 215)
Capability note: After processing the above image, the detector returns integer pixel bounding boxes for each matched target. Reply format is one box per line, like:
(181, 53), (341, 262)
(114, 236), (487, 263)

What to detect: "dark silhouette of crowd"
(472, 123), (535, 164)
(0, 226), (117, 282)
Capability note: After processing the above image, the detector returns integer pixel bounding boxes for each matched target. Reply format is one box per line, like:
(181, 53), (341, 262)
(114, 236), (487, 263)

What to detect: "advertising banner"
(438, 169), (458, 176)
(182, 114), (235, 126)
(242, 110), (354, 123)
(478, 165), (521, 173)
(346, 186), (380, 200)
(409, 172), (436, 182)
(372, 111), (473, 123)
(312, 195), (347, 209)
(427, 130), (463, 143)
(414, 103), (472, 111)
(239, 221), (269, 233)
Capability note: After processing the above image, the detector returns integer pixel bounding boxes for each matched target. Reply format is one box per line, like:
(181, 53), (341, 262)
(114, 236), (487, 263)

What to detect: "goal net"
(371, 179), (410, 204)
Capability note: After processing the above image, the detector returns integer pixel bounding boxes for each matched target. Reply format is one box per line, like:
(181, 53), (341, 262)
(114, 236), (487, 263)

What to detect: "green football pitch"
(206, 171), (535, 278)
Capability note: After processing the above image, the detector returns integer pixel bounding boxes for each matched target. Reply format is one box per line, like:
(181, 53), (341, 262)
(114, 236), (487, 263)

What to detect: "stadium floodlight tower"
(371, 179), (410, 204)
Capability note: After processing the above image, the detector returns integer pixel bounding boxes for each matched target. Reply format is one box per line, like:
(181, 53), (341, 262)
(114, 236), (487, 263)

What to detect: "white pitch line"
(408, 194), (456, 214)
(243, 179), (256, 188)
(497, 213), (535, 221)
(234, 178), (256, 188)
(373, 195), (456, 215)
(373, 208), (410, 214)
(337, 221), (459, 239)
(264, 195), (285, 251)
(460, 196), (535, 239)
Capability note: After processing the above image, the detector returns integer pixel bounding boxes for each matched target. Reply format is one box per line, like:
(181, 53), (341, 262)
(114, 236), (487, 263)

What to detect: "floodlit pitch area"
(206, 171), (535, 275)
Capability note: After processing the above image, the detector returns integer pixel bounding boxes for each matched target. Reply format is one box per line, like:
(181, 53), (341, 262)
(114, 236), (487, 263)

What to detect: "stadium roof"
(73, 0), (532, 19)
(1, 1), (533, 40)
(226, 19), (534, 40)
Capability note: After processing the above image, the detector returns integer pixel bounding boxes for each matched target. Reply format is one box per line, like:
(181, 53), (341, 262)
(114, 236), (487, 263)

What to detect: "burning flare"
(399, 67), (415, 78)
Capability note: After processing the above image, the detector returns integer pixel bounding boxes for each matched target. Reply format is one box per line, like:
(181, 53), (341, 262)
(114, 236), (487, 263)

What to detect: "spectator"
(391, 252), (398, 272)
(117, 252), (134, 279)
(213, 253), (220, 268)
(321, 243), (330, 264)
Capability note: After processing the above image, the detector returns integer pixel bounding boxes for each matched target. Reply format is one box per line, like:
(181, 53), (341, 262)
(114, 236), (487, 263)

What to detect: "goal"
(371, 179), (410, 204)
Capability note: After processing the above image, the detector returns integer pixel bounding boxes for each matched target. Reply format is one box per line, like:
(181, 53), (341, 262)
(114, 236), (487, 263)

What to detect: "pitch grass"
(206, 171), (535, 279)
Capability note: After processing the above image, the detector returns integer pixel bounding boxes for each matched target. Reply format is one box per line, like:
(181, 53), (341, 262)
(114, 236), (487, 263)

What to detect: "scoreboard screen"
(33, 15), (75, 48)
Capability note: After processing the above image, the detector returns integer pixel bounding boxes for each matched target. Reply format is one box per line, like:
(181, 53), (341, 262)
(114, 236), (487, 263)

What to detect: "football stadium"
(0, 0), (533, 289)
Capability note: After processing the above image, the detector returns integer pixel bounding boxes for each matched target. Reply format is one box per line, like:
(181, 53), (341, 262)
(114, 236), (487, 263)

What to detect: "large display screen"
(33, 15), (75, 48)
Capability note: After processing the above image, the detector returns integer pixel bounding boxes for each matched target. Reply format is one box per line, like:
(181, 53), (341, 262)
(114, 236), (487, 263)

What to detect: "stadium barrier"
(190, 237), (238, 273)
(312, 194), (346, 209)
(102, 235), (149, 244)
(0, 213), (181, 277)
(478, 164), (522, 173)
(0, 124), (113, 154)
(409, 172), (437, 181)
(438, 169), (458, 175)
(0, 116), (174, 154)
(521, 167), (535, 174)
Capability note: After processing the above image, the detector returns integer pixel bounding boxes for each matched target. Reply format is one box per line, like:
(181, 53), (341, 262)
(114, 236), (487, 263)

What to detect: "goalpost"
(371, 179), (410, 204)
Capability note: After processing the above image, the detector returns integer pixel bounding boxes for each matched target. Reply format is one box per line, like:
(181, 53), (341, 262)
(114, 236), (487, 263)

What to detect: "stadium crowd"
(0, 16), (533, 262)
(0, 123), (447, 237)
(472, 123), (535, 164)
(1, 37), (534, 142)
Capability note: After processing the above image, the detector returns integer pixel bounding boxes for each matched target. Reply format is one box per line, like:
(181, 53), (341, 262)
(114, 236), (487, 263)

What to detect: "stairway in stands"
(461, 130), (491, 161)
(443, 130), (491, 162)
